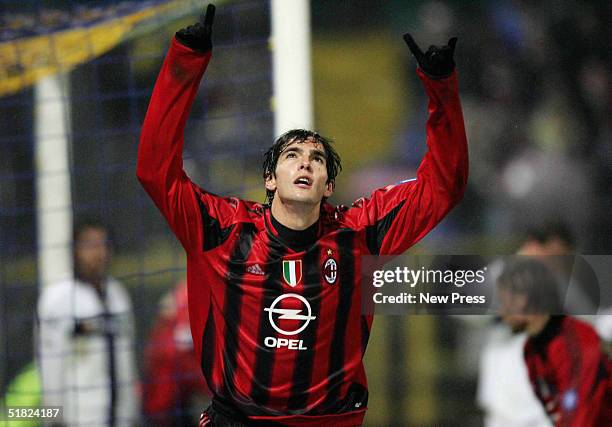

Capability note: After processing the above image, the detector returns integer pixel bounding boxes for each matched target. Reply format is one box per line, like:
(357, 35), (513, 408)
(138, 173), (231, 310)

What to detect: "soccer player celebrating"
(138, 4), (468, 426)
(498, 259), (612, 427)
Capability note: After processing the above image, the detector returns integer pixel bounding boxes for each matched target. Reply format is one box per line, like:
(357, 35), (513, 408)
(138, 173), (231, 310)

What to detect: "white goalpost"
(271, 0), (313, 135)
(34, 74), (73, 289)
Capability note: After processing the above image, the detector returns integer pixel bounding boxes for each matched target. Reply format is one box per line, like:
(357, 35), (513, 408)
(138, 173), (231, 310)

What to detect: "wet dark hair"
(497, 258), (563, 314)
(262, 129), (342, 205)
(525, 221), (575, 248)
(73, 217), (112, 247)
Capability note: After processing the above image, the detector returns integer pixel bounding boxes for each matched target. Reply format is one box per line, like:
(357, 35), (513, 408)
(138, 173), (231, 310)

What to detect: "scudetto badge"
(323, 258), (337, 284)
(282, 260), (302, 287)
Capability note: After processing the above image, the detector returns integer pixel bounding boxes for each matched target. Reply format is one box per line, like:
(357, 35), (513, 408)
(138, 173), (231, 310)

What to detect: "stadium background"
(1, 0), (611, 426)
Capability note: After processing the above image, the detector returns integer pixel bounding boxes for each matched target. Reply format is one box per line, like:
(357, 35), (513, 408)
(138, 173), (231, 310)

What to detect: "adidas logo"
(247, 264), (265, 275)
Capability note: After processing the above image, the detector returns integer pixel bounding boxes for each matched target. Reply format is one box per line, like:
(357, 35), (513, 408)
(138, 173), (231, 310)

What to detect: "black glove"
(403, 33), (457, 79)
(176, 4), (216, 53)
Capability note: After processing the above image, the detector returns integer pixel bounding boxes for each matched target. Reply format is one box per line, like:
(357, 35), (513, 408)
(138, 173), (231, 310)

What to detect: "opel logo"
(264, 293), (316, 335)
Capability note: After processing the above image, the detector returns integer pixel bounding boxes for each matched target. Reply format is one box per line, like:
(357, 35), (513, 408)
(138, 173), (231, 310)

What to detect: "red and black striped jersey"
(137, 38), (468, 426)
(524, 316), (612, 427)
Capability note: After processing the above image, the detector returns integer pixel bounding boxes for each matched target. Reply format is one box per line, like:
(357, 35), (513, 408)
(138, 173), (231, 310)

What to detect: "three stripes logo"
(282, 260), (302, 287)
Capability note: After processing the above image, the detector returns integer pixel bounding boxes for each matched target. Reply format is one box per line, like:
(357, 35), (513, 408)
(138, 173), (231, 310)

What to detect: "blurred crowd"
(393, 0), (612, 251)
(0, 1), (170, 41)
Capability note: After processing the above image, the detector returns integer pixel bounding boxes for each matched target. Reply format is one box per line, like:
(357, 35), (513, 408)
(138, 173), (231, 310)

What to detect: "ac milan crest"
(323, 258), (337, 285)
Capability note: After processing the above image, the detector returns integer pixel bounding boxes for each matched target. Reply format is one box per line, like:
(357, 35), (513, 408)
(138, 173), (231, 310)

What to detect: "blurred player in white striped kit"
(36, 218), (138, 427)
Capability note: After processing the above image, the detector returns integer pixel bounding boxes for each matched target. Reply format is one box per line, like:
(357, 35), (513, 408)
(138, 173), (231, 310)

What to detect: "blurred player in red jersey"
(498, 259), (612, 427)
(138, 3), (468, 426)
(143, 280), (211, 426)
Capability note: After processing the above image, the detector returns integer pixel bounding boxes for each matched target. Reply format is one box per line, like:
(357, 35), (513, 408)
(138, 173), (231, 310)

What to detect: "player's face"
(498, 288), (529, 333)
(517, 238), (571, 256)
(266, 138), (334, 206)
(74, 227), (110, 284)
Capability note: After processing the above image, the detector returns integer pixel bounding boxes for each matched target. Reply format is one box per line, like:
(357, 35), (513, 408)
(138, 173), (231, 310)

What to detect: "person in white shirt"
(36, 218), (137, 427)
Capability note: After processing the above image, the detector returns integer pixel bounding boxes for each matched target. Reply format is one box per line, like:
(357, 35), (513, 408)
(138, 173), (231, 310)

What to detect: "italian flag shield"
(282, 260), (302, 287)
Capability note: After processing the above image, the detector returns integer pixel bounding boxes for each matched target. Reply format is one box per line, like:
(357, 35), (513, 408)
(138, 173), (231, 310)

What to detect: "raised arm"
(346, 35), (468, 255)
(137, 5), (236, 250)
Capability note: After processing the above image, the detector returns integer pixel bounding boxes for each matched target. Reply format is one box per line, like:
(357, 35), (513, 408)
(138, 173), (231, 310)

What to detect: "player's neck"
(270, 198), (320, 230)
(77, 271), (106, 293)
(526, 314), (551, 336)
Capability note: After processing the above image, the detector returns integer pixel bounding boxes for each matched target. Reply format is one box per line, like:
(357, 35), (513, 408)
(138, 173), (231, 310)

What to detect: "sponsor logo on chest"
(263, 293), (315, 351)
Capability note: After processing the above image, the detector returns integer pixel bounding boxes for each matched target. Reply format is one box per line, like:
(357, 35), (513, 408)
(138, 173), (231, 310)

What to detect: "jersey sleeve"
(550, 325), (608, 427)
(345, 69), (468, 255)
(137, 38), (237, 251)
